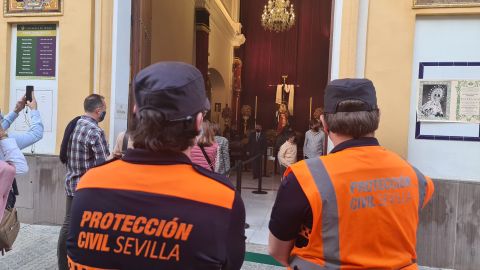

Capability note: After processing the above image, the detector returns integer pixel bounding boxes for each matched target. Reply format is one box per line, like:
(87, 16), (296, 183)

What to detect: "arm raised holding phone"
(1, 91), (44, 150)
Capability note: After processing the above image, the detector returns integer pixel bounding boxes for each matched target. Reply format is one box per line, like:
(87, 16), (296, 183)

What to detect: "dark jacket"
(247, 132), (267, 156)
(59, 116), (81, 164)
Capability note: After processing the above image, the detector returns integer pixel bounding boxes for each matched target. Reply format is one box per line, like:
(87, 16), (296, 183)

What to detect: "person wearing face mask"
(247, 124), (267, 179)
(57, 94), (110, 270)
(303, 119), (325, 159)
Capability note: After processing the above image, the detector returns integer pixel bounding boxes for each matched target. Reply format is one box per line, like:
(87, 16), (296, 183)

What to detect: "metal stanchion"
(235, 160), (249, 229)
(235, 160), (242, 194)
(252, 155), (267, 194)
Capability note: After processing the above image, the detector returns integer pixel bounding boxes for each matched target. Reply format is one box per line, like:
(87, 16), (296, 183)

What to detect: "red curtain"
(239, 0), (332, 132)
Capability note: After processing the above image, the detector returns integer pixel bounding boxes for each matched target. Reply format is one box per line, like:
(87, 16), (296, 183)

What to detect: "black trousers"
(252, 154), (262, 179)
(57, 196), (73, 270)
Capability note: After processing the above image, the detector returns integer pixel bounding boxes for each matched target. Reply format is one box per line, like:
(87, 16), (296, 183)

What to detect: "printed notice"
(16, 24), (57, 80)
(417, 80), (480, 124)
(456, 80), (480, 124)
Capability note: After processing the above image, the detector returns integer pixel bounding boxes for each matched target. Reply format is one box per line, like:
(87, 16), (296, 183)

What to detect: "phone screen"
(26, 85), (34, 102)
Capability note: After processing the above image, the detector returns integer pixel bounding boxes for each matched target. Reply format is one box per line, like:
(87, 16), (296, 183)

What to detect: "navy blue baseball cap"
(324, 78), (378, 113)
(133, 62), (210, 121)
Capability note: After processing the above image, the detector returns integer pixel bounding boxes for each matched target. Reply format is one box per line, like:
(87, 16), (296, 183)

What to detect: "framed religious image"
(417, 81), (452, 122)
(413, 0), (480, 8)
(214, 103), (221, 112)
(4, 0), (63, 17)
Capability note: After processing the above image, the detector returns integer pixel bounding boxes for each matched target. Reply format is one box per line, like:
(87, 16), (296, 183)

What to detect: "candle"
(255, 96), (258, 120)
(309, 97), (312, 121)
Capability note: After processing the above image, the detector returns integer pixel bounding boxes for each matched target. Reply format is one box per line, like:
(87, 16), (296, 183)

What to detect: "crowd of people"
(0, 61), (435, 270)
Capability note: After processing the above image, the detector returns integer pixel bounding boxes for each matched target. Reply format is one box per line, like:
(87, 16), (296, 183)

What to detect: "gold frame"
(413, 0), (480, 8)
(3, 0), (63, 17)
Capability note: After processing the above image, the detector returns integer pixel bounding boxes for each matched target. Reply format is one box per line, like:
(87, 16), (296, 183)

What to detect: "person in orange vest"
(268, 78), (434, 270)
(66, 62), (246, 270)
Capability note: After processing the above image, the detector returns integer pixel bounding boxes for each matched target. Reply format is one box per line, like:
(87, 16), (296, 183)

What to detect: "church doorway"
(237, 0), (332, 137)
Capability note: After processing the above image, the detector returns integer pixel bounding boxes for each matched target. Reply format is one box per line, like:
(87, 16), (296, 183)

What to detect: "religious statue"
(275, 75), (295, 116)
(241, 105), (252, 137)
(221, 104), (232, 137)
(275, 103), (290, 134)
(221, 104), (232, 124)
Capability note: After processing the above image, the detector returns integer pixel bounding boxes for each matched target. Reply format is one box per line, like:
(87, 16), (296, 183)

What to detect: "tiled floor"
(230, 170), (281, 246)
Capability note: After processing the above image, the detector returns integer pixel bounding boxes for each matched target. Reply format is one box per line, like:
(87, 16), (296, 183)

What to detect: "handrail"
(229, 153), (267, 195)
(228, 153), (262, 174)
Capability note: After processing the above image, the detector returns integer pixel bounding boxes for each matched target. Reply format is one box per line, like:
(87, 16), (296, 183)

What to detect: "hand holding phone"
(26, 91), (37, 111)
(26, 85), (34, 102)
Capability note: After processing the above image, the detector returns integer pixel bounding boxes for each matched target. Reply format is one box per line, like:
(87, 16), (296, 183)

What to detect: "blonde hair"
(197, 120), (216, 146)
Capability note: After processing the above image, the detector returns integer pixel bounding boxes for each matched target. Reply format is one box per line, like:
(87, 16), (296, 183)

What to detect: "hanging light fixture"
(261, 0), (295, 33)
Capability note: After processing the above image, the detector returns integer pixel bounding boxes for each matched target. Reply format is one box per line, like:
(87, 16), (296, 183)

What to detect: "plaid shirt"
(65, 115), (109, 196)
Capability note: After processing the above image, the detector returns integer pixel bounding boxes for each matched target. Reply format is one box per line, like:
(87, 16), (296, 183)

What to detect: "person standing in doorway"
(212, 122), (231, 176)
(191, 120), (218, 171)
(247, 124), (267, 179)
(303, 119), (325, 159)
(57, 94), (109, 270)
(277, 132), (297, 178)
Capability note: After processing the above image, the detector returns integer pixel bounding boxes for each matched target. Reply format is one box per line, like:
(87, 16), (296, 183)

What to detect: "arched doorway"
(208, 68), (228, 130)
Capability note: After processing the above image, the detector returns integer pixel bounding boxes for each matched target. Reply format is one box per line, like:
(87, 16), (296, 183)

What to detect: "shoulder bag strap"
(199, 145), (215, 171)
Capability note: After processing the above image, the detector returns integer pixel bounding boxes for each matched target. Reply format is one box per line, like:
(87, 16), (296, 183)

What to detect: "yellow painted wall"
(338, 0), (480, 158)
(0, 0), (113, 153)
(150, 0), (195, 64)
(209, 12), (234, 127)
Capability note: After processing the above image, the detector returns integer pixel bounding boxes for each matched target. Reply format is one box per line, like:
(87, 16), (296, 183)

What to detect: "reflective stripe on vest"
(412, 166), (427, 214)
(290, 255), (343, 270)
(290, 158), (341, 270)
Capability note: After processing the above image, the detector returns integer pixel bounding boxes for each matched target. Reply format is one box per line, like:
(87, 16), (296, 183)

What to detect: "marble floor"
(231, 171), (281, 246)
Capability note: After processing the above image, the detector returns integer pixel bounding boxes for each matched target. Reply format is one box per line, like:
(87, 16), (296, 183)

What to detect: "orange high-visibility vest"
(286, 146), (434, 270)
(66, 158), (242, 270)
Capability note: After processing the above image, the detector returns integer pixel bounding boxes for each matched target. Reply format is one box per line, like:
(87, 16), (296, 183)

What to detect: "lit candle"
(309, 97), (312, 121)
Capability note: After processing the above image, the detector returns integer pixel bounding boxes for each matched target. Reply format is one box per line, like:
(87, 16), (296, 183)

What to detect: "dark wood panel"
(455, 182), (480, 270)
(417, 179), (458, 268)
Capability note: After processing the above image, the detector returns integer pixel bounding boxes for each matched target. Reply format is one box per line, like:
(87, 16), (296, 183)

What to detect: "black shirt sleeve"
(224, 192), (246, 270)
(269, 172), (311, 241)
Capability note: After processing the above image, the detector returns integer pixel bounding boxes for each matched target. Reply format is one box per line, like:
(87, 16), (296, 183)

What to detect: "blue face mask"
(99, 111), (106, 122)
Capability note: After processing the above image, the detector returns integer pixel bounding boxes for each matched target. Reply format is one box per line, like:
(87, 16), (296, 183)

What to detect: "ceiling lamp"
(261, 0), (296, 33)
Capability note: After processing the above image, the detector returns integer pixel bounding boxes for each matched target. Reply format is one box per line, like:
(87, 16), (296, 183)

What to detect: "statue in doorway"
(275, 103), (290, 134)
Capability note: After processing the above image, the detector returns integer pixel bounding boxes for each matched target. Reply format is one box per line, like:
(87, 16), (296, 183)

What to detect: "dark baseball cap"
(133, 62), (210, 121)
(324, 78), (378, 113)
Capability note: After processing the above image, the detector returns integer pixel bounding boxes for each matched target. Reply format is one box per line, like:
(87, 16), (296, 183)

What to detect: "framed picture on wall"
(417, 81), (452, 122)
(214, 103), (222, 113)
(413, 0), (480, 8)
(3, 0), (63, 17)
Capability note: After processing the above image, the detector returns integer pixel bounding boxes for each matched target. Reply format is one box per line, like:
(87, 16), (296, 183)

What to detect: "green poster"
(16, 36), (37, 76)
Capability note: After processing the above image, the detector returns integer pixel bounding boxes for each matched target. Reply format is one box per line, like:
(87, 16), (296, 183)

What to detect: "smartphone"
(26, 85), (34, 102)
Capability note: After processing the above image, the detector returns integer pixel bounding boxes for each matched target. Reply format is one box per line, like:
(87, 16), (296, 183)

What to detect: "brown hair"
(211, 122), (221, 136)
(324, 100), (379, 138)
(197, 120), (216, 147)
(131, 109), (199, 152)
(84, 94), (105, 113)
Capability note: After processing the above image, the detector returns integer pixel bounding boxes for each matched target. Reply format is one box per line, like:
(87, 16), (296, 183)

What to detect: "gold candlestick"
(309, 97), (312, 121)
(255, 96), (258, 125)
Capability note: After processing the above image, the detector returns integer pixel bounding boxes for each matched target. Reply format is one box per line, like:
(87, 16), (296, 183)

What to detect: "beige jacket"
(278, 141), (297, 167)
(109, 131), (133, 159)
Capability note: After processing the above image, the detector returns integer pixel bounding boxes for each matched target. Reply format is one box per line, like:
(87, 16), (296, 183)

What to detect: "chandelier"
(261, 0), (295, 33)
